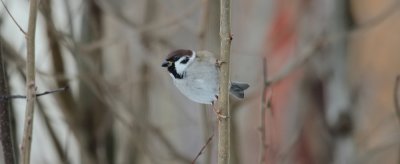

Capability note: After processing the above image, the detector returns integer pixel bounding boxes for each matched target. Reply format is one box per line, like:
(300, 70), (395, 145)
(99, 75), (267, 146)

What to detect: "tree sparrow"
(161, 49), (249, 107)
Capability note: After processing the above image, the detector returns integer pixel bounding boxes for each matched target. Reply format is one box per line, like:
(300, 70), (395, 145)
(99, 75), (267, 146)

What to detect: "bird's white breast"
(172, 57), (219, 104)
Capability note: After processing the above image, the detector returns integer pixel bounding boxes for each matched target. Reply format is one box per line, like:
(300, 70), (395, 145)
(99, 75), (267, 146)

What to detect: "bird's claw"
(216, 112), (228, 120)
(212, 104), (228, 120)
(216, 59), (226, 68)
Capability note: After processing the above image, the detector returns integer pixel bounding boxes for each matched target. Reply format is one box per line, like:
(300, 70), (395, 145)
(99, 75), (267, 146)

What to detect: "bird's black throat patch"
(167, 63), (184, 79)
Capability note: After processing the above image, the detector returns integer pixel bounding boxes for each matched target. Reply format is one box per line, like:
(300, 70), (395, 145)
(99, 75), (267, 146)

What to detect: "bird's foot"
(216, 59), (226, 68)
(212, 101), (228, 120)
(215, 111), (227, 120)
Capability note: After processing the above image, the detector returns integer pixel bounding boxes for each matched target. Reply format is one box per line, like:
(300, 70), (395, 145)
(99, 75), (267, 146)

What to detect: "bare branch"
(218, 0), (232, 163)
(0, 86), (69, 100)
(191, 134), (214, 164)
(0, 0), (27, 35)
(0, 33), (16, 164)
(20, 0), (38, 163)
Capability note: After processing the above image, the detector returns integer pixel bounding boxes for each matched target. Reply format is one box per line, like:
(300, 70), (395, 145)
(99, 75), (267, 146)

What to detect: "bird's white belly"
(173, 75), (218, 104)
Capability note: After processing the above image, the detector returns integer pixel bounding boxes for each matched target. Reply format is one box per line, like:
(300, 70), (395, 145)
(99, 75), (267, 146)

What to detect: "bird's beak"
(161, 61), (172, 67)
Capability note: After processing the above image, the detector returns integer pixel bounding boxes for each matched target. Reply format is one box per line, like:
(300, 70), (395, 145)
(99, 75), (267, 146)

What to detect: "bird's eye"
(180, 57), (190, 64)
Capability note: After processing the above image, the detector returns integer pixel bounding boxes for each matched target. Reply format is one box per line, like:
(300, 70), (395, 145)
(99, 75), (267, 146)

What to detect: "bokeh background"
(0, 0), (400, 164)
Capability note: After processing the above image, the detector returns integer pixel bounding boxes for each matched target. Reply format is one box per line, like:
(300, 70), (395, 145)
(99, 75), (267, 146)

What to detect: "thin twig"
(218, 0), (232, 163)
(0, 86), (69, 100)
(259, 57), (268, 164)
(0, 0), (27, 35)
(20, 0), (38, 163)
(191, 134), (214, 164)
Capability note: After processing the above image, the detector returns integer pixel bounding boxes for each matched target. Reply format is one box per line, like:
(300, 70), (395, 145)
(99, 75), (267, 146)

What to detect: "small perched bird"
(161, 49), (249, 111)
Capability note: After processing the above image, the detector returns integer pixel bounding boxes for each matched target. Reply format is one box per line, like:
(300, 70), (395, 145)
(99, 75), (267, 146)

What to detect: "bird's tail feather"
(230, 82), (250, 99)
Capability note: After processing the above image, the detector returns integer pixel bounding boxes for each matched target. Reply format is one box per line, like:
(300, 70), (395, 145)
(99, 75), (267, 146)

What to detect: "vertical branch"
(1, 36), (23, 163)
(218, 0), (232, 163)
(0, 39), (16, 164)
(20, 0), (38, 163)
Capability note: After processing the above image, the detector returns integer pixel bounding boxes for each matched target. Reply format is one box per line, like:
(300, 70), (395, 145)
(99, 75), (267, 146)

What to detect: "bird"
(161, 49), (249, 117)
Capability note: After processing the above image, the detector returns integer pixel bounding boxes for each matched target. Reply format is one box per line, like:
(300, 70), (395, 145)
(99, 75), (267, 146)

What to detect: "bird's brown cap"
(165, 49), (193, 61)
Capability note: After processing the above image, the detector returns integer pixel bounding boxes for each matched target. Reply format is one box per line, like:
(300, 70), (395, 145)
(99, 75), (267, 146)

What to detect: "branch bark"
(0, 38), (16, 164)
(192, 134), (214, 164)
(1, 87), (68, 99)
(20, 0), (38, 163)
(218, 0), (232, 163)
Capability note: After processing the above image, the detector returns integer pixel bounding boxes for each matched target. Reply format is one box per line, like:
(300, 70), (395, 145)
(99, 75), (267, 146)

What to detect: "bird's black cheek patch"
(180, 57), (189, 64)
(167, 63), (184, 79)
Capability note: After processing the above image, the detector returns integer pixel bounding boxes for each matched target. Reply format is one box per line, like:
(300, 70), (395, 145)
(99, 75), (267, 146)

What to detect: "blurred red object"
(263, 0), (312, 163)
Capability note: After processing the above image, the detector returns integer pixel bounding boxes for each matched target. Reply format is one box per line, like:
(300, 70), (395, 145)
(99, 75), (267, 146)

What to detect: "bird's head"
(162, 49), (196, 79)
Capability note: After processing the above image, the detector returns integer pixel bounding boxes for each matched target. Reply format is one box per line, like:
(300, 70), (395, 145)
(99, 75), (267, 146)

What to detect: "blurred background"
(0, 0), (400, 164)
